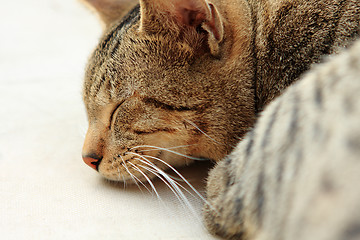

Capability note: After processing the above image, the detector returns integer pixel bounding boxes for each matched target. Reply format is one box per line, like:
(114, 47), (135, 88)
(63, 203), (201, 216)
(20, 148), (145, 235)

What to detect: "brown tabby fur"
(81, 0), (359, 185)
(204, 39), (360, 240)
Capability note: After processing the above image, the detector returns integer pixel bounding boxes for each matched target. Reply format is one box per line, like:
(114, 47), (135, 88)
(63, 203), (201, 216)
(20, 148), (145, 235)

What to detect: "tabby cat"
(80, 0), (360, 238)
(204, 39), (360, 239)
(81, 0), (360, 179)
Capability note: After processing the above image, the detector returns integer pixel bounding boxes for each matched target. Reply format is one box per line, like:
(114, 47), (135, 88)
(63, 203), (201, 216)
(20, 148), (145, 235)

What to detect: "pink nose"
(82, 155), (102, 171)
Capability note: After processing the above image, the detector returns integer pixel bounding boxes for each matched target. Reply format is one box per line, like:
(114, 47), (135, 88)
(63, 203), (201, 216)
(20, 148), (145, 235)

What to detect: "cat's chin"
(99, 172), (149, 183)
(97, 154), (195, 183)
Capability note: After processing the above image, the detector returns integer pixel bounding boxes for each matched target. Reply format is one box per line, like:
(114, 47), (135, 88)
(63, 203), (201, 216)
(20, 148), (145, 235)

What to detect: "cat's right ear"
(139, 0), (224, 56)
(81, 0), (138, 27)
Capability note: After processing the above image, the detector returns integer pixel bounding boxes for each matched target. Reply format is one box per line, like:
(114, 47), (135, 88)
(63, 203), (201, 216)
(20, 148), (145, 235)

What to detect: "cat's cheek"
(160, 150), (195, 167)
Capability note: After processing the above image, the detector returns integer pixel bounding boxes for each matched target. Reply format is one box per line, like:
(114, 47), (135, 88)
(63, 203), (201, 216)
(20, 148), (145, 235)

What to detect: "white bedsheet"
(0, 1), (216, 239)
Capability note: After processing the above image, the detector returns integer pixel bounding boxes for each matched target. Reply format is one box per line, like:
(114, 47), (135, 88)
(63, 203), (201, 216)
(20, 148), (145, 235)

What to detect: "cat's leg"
(204, 135), (260, 240)
(204, 39), (360, 240)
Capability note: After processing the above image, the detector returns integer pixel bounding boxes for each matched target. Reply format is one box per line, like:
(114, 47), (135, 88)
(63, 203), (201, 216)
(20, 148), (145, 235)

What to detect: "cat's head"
(82, 0), (255, 182)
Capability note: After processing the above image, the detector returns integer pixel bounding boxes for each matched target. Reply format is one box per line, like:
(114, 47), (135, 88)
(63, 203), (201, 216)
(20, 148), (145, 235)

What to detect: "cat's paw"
(203, 159), (229, 237)
(203, 157), (246, 239)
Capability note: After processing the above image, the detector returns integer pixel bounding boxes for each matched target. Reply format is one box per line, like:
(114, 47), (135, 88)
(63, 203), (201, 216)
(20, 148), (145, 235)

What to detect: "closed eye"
(143, 98), (193, 111)
(110, 100), (125, 129)
(133, 128), (176, 135)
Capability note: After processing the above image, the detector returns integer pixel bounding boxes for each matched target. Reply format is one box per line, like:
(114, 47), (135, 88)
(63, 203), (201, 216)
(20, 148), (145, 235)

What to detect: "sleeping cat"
(81, 0), (360, 181)
(80, 0), (360, 238)
(204, 39), (360, 240)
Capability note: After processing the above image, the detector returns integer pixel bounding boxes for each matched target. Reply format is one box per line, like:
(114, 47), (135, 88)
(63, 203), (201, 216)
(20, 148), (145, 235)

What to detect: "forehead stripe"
(88, 5), (140, 100)
(99, 5), (140, 53)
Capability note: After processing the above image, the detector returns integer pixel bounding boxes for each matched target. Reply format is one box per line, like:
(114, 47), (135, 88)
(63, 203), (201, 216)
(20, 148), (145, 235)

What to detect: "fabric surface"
(0, 1), (217, 239)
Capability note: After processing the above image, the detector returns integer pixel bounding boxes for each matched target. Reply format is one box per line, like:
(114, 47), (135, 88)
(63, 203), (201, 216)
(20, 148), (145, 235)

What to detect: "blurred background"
(0, 1), (215, 239)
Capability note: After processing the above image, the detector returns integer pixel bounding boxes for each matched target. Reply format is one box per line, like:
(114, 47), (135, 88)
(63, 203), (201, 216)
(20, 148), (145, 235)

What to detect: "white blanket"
(0, 1), (216, 239)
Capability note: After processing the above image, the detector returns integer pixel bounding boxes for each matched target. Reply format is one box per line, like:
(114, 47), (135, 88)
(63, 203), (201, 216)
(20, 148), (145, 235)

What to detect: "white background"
(0, 1), (216, 239)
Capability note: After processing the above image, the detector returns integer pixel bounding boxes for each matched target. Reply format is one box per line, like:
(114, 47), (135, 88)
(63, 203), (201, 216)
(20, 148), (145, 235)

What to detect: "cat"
(81, 0), (360, 183)
(81, 0), (360, 238)
(203, 39), (360, 240)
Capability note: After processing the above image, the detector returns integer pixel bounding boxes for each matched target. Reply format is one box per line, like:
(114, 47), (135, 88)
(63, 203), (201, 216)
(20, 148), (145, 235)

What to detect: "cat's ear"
(139, 0), (224, 56)
(82, 0), (138, 27)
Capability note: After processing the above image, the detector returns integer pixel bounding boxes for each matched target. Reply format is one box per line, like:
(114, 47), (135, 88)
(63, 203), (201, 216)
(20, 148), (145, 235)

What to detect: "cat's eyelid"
(109, 100), (126, 129)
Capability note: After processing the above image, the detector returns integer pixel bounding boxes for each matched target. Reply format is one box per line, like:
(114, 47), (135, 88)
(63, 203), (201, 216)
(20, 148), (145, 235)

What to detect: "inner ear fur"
(81, 0), (138, 27)
(139, 0), (224, 56)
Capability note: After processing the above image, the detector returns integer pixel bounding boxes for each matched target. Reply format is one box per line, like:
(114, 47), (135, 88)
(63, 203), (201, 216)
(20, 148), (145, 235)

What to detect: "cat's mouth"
(95, 148), (168, 182)
(83, 141), (204, 183)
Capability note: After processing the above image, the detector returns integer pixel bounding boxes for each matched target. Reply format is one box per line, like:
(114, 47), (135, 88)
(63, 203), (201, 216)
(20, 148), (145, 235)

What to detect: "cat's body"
(204, 39), (360, 240)
(81, 0), (360, 239)
(247, 0), (360, 109)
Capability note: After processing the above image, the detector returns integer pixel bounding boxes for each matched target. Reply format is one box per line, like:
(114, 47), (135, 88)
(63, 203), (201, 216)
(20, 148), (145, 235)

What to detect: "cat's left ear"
(82, 0), (138, 27)
(140, 0), (224, 56)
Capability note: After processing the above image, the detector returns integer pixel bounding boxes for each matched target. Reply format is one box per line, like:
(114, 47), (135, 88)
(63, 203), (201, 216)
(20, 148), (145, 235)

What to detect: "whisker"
(184, 119), (225, 146)
(128, 168), (151, 193)
(138, 144), (198, 152)
(136, 158), (195, 213)
(130, 152), (218, 213)
(131, 145), (206, 161)
(173, 179), (199, 200)
(131, 153), (208, 203)
(128, 161), (160, 199)
(113, 160), (127, 188)
(119, 156), (142, 191)
(122, 163), (143, 191)
(112, 161), (123, 182)
(167, 175), (186, 182)
(138, 163), (184, 205)
(117, 166), (127, 190)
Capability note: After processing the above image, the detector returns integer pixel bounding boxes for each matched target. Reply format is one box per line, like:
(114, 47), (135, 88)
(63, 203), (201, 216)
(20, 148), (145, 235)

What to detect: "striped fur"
(248, 0), (360, 110)
(81, 0), (360, 238)
(204, 39), (360, 240)
(82, 0), (360, 184)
